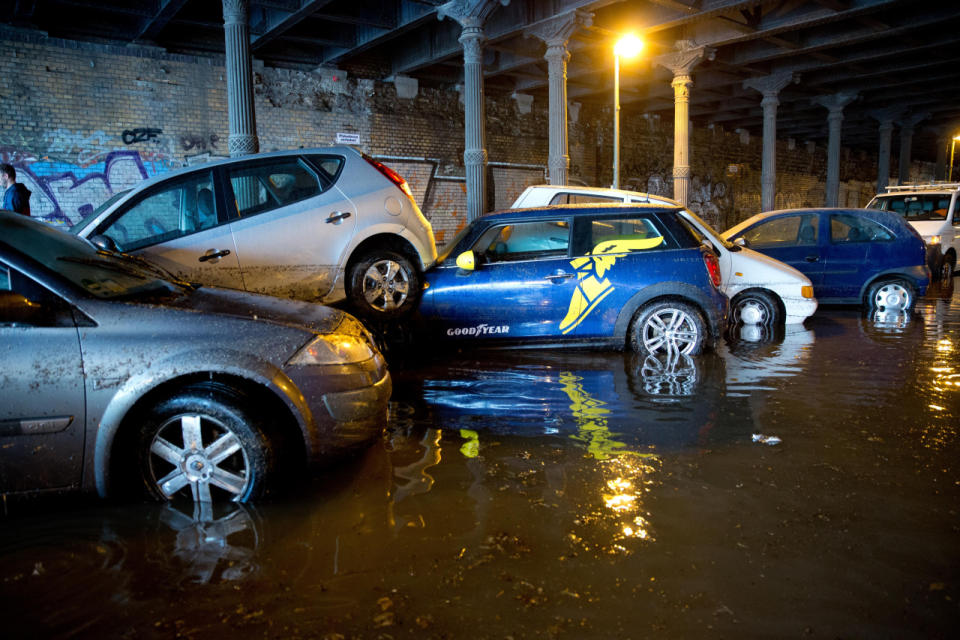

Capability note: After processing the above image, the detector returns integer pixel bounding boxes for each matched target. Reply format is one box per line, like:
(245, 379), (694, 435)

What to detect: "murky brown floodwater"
(2, 279), (959, 639)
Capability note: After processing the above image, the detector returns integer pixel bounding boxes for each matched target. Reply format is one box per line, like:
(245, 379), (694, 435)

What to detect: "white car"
(511, 185), (817, 325)
(865, 182), (959, 281)
(71, 147), (437, 318)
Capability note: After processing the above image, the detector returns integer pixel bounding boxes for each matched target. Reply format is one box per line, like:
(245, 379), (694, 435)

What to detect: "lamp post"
(950, 134), (960, 182)
(612, 34), (642, 189)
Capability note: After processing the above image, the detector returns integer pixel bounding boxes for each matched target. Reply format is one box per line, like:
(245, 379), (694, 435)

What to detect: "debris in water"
(752, 434), (782, 445)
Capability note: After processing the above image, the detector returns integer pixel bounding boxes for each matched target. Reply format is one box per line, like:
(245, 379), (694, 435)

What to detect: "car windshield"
(69, 189), (130, 233)
(2, 214), (181, 299)
(867, 194), (952, 221)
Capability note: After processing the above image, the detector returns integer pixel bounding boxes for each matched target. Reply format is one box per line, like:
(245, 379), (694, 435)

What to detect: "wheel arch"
(613, 282), (722, 349)
(94, 367), (309, 499)
(730, 287), (786, 321)
(858, 269), (923, 308)
(345, 232), (425, 276)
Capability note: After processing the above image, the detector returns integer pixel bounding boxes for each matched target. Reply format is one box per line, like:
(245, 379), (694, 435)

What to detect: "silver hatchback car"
(1, 212), (391, 505)
(70, 147), (437, 318)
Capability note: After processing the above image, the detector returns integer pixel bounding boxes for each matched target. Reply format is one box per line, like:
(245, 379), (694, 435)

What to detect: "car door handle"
(326, 211), (351, 224)
(805, 255), (820, 263)
(198, 249), (231, 263)
(545, 272), (575, 282)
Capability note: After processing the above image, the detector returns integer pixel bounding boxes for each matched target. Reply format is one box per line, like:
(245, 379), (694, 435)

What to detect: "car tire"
(730, 290), (781, 327)
(138, 383), (277, 505)
(940, 254), (956, 281)
(630, 300), (707, 356)
(348, 250), (421, 318)
(866, 278), (915, 312)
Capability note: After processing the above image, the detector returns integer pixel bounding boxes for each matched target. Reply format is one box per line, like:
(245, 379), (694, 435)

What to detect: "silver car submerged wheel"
(867, 279), (914, 312)
(348, 250), (421, 318)
(631, 300), (707, 356)
(731, 290), (780, 327)
(140, 384), (273, 504)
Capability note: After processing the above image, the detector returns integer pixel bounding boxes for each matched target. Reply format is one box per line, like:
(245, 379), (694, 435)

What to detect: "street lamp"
(613, 34), (643, 190)
(950, 134), (960, 182)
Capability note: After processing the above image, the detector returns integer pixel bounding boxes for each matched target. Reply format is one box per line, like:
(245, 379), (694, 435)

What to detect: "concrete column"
(527, 10), (592, 186)
(222, 0), (259, 157)
(814, 92), (857, 207)
(439, 1), (508, 221)
(935, 130), (948, 181)
(870, 109), (900, 192)
(744, 72), (797, 211)
(654, 41), (715, 207)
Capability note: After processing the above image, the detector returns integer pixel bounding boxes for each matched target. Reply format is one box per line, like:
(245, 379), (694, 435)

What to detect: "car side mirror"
(456, 250), (477, 271)
(733, 237), (748, 248)
(89, 234), (119, 253)
(0, 290), (44, 325)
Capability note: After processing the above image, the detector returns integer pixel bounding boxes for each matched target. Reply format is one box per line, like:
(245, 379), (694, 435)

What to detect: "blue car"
(416, 204), (728, 355)
(722, 208), (929, 311)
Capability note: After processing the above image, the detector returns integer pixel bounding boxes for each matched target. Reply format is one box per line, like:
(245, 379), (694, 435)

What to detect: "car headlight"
(287, 334), (376, 365)
(927, 235), (941, 245)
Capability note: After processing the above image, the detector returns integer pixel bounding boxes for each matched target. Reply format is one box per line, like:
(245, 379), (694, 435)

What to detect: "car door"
(224, 155), (357, 301)
(0, 261), (86, 493)
(736, 212), (825, 289)
(822, 212), (887, 300)
(424, 218), (579, 340)
(91, 169), (245, 290)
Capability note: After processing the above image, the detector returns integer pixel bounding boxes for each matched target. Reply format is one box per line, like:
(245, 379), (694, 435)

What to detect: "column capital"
(743, 71), (798, 99)
(654, 40), (715, 77)
(525, 9), (592, 49)
(869, 107), (902, 126)
(222, 0), (247, 25)
(897, 111), (930, 132)
(814, 91), (858, 116)
(438, 0), (509, 29)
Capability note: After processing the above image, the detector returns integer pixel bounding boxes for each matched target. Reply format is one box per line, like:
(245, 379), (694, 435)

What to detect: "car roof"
(724, 207), (914, 237)
(114, 145), (362, 192)
(518, 184), (680, 204)
(481, 202), (682, 223)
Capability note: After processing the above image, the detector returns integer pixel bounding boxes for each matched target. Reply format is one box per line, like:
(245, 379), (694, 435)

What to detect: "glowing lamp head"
(614, 34), (643, 59)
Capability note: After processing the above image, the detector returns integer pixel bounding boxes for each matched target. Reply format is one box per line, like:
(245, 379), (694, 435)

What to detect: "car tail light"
(703, 252), (722, 288)
(363, 154), (415, 201)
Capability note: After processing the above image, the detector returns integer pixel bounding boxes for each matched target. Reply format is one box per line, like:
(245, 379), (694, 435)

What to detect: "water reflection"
(159, 501), (261, 584)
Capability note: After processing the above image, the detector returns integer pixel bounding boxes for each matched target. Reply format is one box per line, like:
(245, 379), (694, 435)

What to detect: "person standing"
(1, 163), (31, 216)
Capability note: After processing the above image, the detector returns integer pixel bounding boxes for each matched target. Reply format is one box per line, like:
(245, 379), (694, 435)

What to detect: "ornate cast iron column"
(744, 72), (797, 212)
(814, 92), (857, 207)
(222, 0), (259, 157)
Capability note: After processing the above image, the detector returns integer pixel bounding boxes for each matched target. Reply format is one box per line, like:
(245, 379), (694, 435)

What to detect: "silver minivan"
(71, 147), (437, 317)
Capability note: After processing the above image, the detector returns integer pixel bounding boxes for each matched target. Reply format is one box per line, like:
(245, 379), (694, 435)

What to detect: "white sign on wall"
(336, 132), (361, 145)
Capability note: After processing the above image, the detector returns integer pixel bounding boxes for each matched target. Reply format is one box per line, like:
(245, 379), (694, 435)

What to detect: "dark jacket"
(3, 182), (31, 216)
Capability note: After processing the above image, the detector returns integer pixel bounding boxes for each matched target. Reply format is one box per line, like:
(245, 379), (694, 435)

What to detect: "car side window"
(99, 171), (216, 251)
(743, 214), (818, 247)
(830, 214), (894, 243)
(472, 220), (570, 263)
(228, 159), (323, 218)
(549, 193), (622, 205)
(586, 217), (665, 255)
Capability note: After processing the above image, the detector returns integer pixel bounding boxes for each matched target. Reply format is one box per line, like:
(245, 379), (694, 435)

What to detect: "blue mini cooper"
(416, 204), (728, 355)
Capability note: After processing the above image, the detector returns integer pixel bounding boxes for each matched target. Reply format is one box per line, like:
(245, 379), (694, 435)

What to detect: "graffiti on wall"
(180, 133), (220, 152)
(0, 127), (182, 225)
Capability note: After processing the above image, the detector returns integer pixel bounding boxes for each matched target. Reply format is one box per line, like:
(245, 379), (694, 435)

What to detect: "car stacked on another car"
(416, 203), (728, 356)
(865, 182), (960, 281)
(70, 147), (437, 318)
(511, 184), (817, 327)
(1, 211), (391, 505)
(722, 208), (929, 312)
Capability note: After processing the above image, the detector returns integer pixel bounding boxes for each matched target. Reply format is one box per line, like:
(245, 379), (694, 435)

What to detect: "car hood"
(162, 285), (361, 336)
(730, 246), (812, 284)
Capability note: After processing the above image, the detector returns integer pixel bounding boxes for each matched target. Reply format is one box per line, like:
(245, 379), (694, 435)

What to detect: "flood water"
(2, 279), (959, 639)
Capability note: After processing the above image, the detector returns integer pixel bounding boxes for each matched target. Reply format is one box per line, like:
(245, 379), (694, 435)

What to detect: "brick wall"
(0, 29), (936, 243)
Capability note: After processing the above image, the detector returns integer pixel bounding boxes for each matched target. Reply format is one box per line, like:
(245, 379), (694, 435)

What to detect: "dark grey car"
(0, 212), (391, 505)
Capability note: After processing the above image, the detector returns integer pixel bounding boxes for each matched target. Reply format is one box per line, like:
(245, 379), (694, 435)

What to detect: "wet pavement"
(2, 278), (959, 639)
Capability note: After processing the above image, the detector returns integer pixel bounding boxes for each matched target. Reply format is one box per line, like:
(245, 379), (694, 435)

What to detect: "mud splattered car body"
(0, 212), (390, 504)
